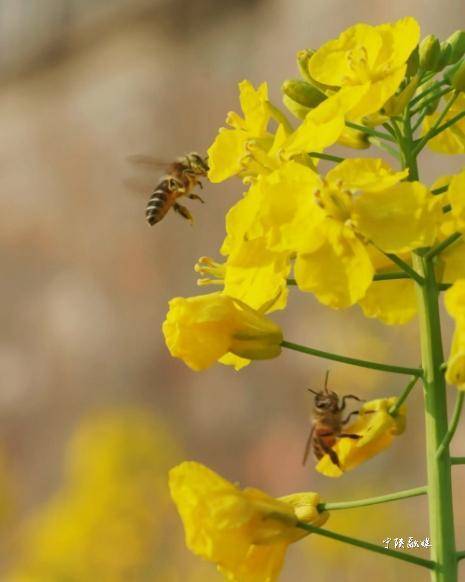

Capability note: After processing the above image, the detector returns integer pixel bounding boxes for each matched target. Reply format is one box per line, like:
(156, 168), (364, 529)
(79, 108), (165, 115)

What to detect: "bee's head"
(310, 389), (340, 412)
(308, 370), (339, 412)
(186, 152), (209, 174)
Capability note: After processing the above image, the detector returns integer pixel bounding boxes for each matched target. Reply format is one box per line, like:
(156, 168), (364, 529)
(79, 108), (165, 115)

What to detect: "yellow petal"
(326, 158), (408, 192)
(446, 168), (465, 233)
(294, 221), (373, 308)
(348, 66), (406, 118)
(424, 93), (465, 154)
(359, 278), (417, 325)
(316, 397), (405, 477)
(224, 238), (291, 312)
(309, 23), (382, 86)
(238, 80), (270, 135)
(352, 181), (437, 253)
(207, 129), (248, 183)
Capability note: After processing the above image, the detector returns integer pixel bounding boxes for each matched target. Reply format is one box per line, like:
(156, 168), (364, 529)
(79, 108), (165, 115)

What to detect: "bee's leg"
(174, 203), (194, 223)
(319, 437), (341, 468)
(339, 433), (362, 439)
(188, 193), (205, 203)
(339, 394), (365, 412)
(342, 410), (360, 425)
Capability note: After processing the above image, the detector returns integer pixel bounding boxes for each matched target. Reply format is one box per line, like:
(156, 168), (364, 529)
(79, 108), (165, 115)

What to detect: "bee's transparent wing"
(126, 154), (168, 168)
(302, 425), (315, 466)
(122, 177), (154, 195)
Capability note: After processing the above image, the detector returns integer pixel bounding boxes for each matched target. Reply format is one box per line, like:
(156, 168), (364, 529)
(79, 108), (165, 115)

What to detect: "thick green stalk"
(403, 108), (458, 580)
(413, 253), (457, 582)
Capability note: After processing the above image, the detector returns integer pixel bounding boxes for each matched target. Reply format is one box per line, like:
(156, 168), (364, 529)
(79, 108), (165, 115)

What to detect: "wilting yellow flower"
(169, 461), (328, 582)
(309, 17), (420, 118)
(445, 280), (465, 388)
(316, 397), (406, 477)
(424, 93), (465, 154)
(162, 292), (283, 371)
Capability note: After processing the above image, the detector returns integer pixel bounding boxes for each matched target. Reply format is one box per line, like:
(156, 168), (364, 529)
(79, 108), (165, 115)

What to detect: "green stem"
(451, 457), (465, 465)
(402, 106), (457, 580)
(436, 392), (464, 459)
(410, 86), (454, 116)
(296, 523), (435, 570)
(318, 486), (427, 512)
(412, 253), (458, 582)
(457, 551), (465, 561)
(389, 375), (420, 416)
(308, 152), (344, 163)
(374, 271), (410, 282)
(280, 340), (422, 376)
(414, 106), (465, 155)
(380, 250), (425, 285)
(424, 233), (462, 260)
(410, 80), (448, 108)
(345, 121), (396, 142)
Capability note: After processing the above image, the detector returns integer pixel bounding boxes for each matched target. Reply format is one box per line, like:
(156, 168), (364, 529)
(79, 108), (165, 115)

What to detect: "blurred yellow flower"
(169, 461), (328, 582)
(162, 292), (283, 371)
(316, 397), (406, 477)
(309, 17), (420, 118)
(445, 280), (465, 389)
(424, 93), (465, 154)
(9, 410), (180, 582)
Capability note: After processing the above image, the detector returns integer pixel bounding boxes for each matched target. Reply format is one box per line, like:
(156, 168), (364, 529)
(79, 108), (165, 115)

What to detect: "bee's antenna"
(307, 388), (319, 396)
(324, 370), (330, 393)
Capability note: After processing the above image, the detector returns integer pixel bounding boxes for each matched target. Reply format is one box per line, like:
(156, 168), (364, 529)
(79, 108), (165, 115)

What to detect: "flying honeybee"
(127, 152), (209, 226)
(302, 371), (364, 468)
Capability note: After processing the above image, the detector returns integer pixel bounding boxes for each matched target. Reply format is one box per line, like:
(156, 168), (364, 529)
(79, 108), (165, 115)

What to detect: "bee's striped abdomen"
(145, 177), (180, 226)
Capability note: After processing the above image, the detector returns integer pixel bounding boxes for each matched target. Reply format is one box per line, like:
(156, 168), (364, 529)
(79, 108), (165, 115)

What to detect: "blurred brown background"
(0, 0), (464, 580)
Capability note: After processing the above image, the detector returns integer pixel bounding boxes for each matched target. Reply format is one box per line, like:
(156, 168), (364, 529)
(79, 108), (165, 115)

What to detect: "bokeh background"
(1, 0), (465, 580)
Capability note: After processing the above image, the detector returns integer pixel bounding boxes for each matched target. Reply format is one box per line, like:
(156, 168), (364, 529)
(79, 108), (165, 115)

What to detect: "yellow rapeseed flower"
(162, 292), (283, 371)
(316, 397), (406, 477)
(207, 80), (272, 183)
(169, 461), (329, 582)
(445, 280), (465, 389)
(424, 93), (465, 154)
(309, 17), (420, 118)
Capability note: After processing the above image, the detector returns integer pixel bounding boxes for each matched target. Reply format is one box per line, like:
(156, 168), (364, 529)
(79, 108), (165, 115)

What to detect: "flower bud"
(452, 60), (465, 92)
(446, 30), (465, 64)
(438, 41), (453, 69)
(278, 492), (329, 527)
(406, 46), (419, 77)
(282, 95), (311, 120)
(282, 79), (326, 108)
(419, 35), (441, 71)
(296, 49), (314, 82)
(384, 75), (419, 115)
